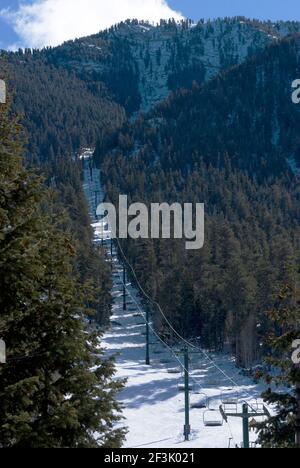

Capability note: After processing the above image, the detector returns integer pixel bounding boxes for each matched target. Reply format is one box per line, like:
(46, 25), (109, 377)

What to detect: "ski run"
(82, 149), (269, 449)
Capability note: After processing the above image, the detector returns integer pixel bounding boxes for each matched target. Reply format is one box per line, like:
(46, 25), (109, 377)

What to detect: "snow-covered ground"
(82, 151), (269, 449)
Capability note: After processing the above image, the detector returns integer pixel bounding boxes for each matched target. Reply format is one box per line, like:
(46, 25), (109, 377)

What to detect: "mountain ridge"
(40, 17), (300, 113)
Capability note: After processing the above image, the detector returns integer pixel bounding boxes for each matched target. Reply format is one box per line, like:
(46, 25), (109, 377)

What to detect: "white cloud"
(1, 0), (184, 49)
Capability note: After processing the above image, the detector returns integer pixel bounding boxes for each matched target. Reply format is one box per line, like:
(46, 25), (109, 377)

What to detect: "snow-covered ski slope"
(82, 150), (268, 449)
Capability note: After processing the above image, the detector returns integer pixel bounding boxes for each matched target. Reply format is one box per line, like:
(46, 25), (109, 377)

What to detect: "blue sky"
(169, 0), (300, 22)
(1, 0), (300, 50)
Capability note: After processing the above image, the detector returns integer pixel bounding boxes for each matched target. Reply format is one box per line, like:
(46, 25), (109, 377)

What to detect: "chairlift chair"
(191, 400), (207, 409)
(159, 358), (173, 364)
(203, 409), (224, 427)
(221, 389), (239, 405)
(191, 395), (209, 409)
(248, 401), (265, 413)
(191, 393), (208, 409)
(167, 368), (181, 374)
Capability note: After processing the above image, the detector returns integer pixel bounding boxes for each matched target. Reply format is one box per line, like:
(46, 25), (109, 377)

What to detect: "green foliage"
(100, 35), (300, 367)
(257, 285), (300, 448)
(0, 100), (125, 448)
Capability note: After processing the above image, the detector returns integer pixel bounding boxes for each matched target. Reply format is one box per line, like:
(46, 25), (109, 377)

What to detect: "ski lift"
(248, 400), (265, 413)
(203, 409), (224, 427)
(191, 390), (209, 409)
(167, 368), (181, 374)
(191, 393), (208, 409)
(0, 339), (6, 364)
(191, 400), (207, 409)
(159, 358), (173, 364)
(221, 390), (239, 405)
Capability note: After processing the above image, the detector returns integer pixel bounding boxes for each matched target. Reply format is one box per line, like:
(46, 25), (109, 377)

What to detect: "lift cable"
(89, 160), (263, 415)
(113, 234), (261, 408)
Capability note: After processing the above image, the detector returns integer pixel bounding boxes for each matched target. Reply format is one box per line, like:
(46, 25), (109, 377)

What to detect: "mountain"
(3, 16), (300, 146)
(98, 33), (300, 367)
(102, 34), (300, 178)
(41, 18), (300, 113)
(1, 17), (300, 367)
(4, 54), (125, 165)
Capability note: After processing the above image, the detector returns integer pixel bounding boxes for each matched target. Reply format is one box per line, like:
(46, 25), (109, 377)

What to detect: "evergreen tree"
(0, 98), (125, 448)
(257, 284), (300, 448)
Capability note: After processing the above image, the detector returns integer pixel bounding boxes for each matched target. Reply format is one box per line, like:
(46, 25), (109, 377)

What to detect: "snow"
(287, 156), (300, 176)
(82, 151), (270, 449)
(79, 147), (95, 160)
(138, 25), (152, 32)
(85, 44), (103, 51)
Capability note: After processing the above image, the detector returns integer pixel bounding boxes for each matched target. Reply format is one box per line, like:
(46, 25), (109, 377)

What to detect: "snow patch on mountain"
(287, 156), (300, 175)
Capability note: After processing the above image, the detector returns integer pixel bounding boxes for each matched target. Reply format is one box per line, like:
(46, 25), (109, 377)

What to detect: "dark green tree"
(257, 284), (300, 448)
(0, 97), (125, 448)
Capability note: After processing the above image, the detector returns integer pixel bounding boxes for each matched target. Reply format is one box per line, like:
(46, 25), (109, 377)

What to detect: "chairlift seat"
(221, 390), (239, 406)
(167, 368), (181, 374)
(191, 400), (207, 409)
(159, 359), (172, 364)
(222, 398), (239, 405)
(203, 409), (224, 427)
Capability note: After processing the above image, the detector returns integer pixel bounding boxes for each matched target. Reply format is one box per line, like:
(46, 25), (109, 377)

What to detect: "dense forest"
(1, 49), (126, 325)
(0, 97), (125, 447)
(14, 17), (300, 114)
(1, 15), (299, 372)
(99, 34), (300, 368)
(1, 16), (300, 448)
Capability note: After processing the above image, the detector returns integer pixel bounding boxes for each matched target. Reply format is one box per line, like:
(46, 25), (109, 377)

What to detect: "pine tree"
(0, 97), (125, 447)
(257, 284), (300, 448)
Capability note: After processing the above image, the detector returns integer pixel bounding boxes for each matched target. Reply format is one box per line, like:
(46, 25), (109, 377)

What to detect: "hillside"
(100, 34), (300, 368)
(1, 15), (300, 448)
(101, 34), (300, 177)
(42, 18), (300, 113)
(3, 54), (125, 165)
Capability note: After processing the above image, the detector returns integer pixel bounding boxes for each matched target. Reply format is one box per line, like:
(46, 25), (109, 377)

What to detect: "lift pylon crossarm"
(220, 403), (270, 449)
(221, 405), (269, 419)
